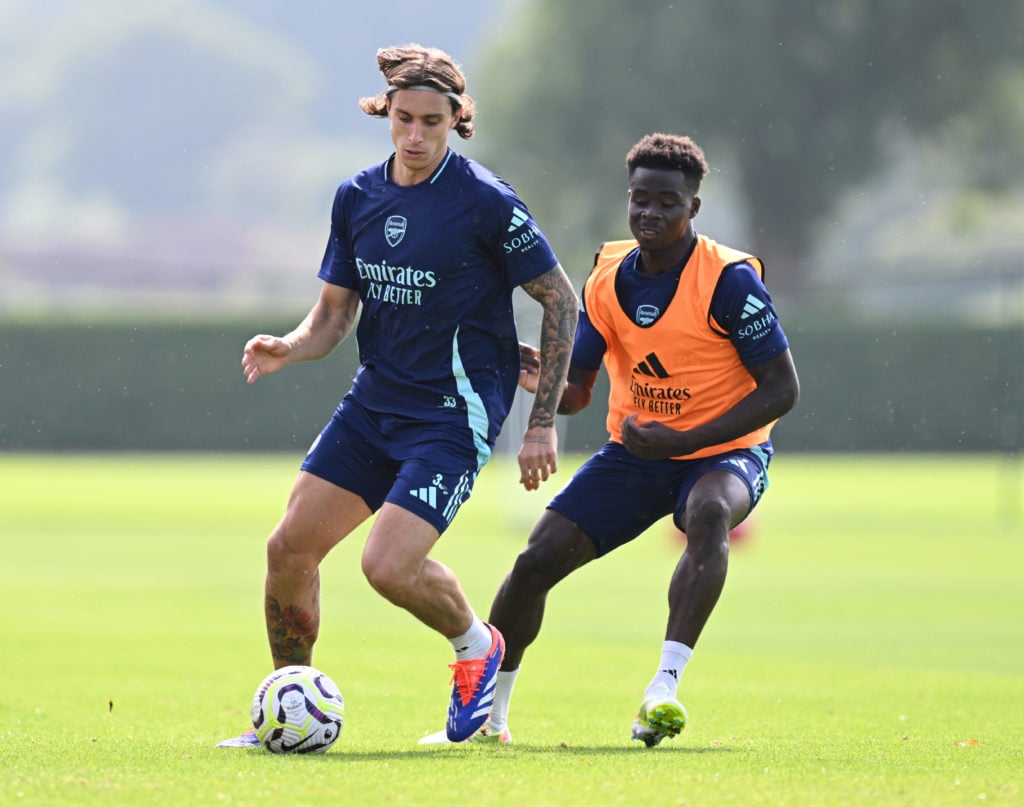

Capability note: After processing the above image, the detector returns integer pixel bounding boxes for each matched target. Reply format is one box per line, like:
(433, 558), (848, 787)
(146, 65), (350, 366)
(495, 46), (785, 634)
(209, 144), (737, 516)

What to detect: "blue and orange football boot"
(445, 623), (505, 742)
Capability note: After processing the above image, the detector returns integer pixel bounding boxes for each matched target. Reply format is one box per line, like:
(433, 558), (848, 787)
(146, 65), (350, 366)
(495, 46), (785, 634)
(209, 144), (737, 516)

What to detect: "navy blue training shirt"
(319, 148), (559, 447)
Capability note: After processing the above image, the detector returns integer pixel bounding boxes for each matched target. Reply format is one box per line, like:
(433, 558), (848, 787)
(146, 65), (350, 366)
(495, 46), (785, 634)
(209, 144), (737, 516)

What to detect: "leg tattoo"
(265, 593), (319, 666)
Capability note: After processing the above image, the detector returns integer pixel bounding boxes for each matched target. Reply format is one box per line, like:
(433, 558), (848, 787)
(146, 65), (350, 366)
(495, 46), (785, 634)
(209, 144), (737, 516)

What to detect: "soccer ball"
(250, 665), (345, 753)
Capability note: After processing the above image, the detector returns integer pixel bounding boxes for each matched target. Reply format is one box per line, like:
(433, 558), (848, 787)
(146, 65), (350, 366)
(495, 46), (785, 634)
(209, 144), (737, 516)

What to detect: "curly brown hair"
(358, 44), (476, 140)
(626, 133), (709, 192)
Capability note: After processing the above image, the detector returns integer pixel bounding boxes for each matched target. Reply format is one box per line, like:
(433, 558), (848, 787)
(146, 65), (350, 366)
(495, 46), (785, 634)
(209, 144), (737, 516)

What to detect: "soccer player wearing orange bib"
(429, 133), (799, 747)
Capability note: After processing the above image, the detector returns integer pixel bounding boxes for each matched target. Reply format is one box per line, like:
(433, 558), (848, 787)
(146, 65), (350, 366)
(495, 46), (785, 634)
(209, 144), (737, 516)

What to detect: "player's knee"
(684, 497), (733, 554)
(266, 530), (290, 572)
(687, 493), (735, 530)
(360, 555), (411, 604)
(504, 545), (551, 593)
(505, 512), (593, 593)
(360, 554), (391, 596)
(509, 538), (581, 593)
(266, 524), (316, 578)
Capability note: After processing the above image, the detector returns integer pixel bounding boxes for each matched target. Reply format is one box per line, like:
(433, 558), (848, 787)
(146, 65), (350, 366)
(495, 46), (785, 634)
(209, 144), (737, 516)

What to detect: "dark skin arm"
(517, 345), (597, 415)
(620, 348), (800, 460)
(520, 346), (799, 456)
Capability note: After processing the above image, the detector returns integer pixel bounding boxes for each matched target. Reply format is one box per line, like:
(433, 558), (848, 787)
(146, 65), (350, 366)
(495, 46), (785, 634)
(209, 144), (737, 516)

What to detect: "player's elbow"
(776, 376), (800, 416)
(784, 368), (801, 410)
(557, 383), (591, 415)
(759, 354), (800, 416)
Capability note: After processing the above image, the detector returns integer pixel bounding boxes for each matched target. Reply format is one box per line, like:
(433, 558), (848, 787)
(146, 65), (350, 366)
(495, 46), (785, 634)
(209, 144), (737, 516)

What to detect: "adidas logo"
(410, 487), (438, 508)
(754, 471), (766, 497)
(727, 458), (750, 473)
(471, 677), (497, 719)
(740, 294), (766, 320)
(507, 206), (529, 232)
(633, 352), (669, 378)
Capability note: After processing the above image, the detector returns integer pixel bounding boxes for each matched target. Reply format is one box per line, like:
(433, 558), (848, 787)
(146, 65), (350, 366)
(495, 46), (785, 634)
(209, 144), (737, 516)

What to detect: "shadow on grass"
(236, 743), (739, 761)
(412, 744), (737, 758)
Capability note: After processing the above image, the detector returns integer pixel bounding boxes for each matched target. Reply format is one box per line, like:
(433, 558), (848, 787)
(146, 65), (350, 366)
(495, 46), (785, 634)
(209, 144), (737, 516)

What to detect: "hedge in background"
(0, 320), (1020, 453)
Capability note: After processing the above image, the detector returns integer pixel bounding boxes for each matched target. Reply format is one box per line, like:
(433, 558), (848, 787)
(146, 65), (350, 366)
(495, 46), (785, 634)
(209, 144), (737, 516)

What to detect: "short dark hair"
(626, 133), (709, 192)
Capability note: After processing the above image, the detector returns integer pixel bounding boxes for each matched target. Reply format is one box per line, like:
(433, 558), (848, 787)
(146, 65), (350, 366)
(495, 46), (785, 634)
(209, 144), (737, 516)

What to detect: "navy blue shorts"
(300, 395), (488, 535)
(547, 441), (772, 557)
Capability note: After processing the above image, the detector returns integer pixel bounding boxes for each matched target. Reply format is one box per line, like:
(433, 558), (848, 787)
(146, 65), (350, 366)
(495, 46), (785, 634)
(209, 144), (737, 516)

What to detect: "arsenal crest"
(385, 215), (407, 247)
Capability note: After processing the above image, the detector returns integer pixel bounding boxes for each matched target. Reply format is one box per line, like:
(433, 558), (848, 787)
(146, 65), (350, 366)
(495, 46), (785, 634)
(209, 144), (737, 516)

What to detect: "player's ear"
(690, 196), (702, 219)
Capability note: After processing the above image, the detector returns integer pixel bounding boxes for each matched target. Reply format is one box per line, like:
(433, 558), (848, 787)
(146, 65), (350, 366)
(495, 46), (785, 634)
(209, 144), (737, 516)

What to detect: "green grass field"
(1, 453), (1022, 806)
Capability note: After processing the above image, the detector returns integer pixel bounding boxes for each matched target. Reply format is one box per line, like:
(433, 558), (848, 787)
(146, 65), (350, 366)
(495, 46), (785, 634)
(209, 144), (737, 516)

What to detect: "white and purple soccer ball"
(250, 665), (345, 753)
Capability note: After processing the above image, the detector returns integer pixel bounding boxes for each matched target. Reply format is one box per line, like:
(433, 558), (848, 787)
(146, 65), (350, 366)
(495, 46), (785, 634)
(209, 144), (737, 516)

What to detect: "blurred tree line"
(470, 0), (1024, 295)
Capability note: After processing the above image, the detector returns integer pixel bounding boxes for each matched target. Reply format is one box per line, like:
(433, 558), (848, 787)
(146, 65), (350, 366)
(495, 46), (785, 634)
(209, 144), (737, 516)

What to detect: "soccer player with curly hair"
(424, 132), (799, 747)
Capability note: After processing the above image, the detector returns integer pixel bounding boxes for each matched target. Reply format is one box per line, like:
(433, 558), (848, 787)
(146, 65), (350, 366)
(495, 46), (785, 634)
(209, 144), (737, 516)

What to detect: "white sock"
(645, 641), (693, 699)
(450, 616), (492, 661)
(486, 669), (519, 732)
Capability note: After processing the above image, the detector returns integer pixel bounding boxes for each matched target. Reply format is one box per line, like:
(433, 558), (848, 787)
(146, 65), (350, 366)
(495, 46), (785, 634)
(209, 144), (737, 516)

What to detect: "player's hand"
(518, 342), (540, 394)
(517, 424), (558, 491)
(241, 334), (292, 384)
(620, 414), (682, 460)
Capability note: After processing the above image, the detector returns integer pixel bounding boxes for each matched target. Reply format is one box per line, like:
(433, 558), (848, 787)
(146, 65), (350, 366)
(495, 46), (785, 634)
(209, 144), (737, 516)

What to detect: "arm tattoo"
(521, 265), (578, 429)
